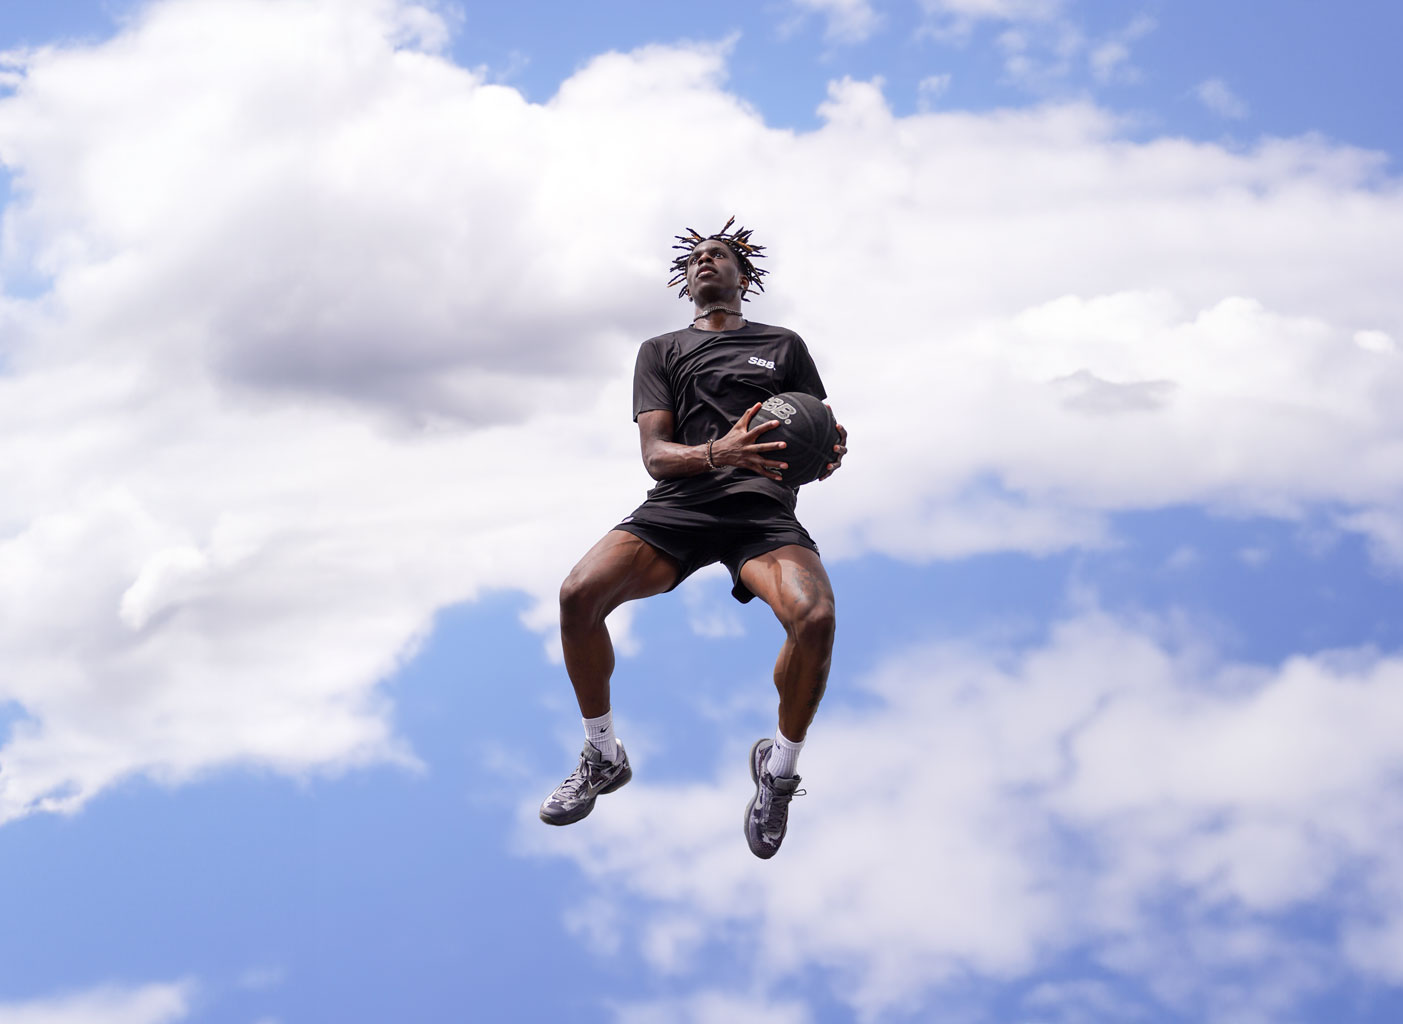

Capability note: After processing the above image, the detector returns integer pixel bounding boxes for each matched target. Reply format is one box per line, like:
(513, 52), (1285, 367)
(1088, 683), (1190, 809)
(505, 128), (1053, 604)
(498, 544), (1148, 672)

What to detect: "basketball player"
(540, 219), (847, 859)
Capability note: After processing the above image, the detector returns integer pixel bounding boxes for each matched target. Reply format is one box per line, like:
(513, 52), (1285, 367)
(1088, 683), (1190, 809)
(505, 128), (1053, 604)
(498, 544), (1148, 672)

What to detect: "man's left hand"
(818, 412), (847, 481)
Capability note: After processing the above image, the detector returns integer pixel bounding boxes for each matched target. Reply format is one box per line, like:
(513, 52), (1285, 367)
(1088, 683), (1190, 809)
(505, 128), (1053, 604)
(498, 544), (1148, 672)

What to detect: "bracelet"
(705, 438), (716, 470)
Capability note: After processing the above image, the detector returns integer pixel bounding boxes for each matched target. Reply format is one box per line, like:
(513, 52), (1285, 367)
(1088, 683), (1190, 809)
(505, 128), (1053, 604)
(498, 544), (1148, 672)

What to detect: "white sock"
(768, 729), (804, 779)
(583, 711), (619, 762)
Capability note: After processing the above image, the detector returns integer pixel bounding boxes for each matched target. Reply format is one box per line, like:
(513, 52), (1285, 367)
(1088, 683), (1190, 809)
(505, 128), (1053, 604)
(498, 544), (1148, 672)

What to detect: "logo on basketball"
(751, 391), (839, 487)
(760, 396), (798, 424)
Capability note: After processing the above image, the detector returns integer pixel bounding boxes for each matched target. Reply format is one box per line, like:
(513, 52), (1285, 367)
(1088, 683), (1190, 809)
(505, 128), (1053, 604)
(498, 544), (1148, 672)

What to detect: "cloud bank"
(524, 611), (1403, 1021)
(0, 0), (1401, 819)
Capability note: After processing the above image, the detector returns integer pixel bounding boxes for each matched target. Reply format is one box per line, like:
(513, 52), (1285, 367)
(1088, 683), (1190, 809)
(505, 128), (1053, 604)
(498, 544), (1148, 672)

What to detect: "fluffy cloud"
(1089, 14), (1155, 84)
(917, 0), (1067, 63)
(0, 982), (191, 1024)
(1196, 77), (1250, 120)
(789, 0), (883, 44)
(1, 0), (1401, 820)
(915, 72), (952, 111)
(614, 992), (811, 1024)
(920, 5), (1154, 91)
(523, 611), (1403, 1021)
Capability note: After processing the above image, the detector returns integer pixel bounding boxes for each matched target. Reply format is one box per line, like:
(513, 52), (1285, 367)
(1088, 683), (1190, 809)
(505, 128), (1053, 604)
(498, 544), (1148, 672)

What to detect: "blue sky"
(2, 2), (1402, 1023)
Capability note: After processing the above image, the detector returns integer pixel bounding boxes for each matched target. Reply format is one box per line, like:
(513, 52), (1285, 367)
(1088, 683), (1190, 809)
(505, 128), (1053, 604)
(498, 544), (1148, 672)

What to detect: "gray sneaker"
(539, 741), (632, 826)
(744, 738), (804, 859)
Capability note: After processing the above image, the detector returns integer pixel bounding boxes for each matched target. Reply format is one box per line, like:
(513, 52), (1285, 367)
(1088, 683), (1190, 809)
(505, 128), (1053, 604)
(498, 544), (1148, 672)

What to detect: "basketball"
(751, 391), (839, 487)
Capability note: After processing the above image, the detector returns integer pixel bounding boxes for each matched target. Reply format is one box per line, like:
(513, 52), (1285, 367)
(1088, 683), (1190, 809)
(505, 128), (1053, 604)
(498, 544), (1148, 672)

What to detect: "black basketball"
(751, 391), (839, 487)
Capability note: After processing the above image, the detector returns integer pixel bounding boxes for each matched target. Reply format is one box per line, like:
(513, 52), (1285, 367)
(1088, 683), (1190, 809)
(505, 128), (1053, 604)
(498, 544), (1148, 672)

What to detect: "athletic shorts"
(612, 492), (819, 604)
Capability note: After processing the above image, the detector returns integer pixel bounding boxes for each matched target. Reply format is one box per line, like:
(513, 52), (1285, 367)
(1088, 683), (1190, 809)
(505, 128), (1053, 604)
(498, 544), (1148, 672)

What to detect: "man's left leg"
(737, 544), (836, 858)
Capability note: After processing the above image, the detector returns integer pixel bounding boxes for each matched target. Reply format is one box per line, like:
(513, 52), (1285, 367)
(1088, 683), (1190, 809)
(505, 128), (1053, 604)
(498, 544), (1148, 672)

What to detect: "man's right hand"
(710, 403), (789, 481)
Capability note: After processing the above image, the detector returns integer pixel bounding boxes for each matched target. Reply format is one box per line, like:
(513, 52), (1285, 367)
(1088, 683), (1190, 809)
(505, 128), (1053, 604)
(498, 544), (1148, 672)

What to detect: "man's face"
(686, 238), (748, 301)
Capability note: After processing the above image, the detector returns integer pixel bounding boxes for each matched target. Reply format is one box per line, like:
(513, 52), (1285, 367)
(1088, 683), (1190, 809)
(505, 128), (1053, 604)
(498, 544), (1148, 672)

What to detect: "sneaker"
(744, 738), (804, 859)
(539, 740), (632, 826)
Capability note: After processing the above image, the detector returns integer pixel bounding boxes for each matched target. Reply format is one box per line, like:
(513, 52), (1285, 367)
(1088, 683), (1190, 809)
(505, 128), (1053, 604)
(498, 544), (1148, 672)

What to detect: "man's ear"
(740, 275), (750, 294)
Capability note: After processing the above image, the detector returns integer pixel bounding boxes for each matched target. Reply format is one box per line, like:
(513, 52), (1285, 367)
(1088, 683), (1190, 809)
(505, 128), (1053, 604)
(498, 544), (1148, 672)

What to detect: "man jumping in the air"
(540, 218), (847, 859)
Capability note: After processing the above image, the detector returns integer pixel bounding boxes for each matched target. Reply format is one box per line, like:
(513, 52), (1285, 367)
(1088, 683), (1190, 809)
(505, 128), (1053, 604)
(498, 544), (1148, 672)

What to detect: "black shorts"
(613, 493), (819, 604)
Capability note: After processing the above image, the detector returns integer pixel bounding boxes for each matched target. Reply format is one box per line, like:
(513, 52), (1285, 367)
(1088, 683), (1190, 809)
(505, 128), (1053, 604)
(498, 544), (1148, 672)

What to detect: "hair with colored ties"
(668, 216), (768, 301)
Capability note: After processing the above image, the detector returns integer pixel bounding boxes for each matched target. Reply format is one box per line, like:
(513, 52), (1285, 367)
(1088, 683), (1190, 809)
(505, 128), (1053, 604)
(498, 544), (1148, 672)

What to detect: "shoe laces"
(761, 774), (805, 831)
(556, 758), (594, 799)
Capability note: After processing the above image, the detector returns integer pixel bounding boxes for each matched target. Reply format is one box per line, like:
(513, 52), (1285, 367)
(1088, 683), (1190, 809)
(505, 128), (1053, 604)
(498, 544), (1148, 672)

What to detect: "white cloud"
(1354, 327), (1396, 353)
(1339, 507), (1403, 569)
(810, 290), (1403, 562)
(522, 611), (1403, 1020)
(1196, 77), (1249, 120)
(921, 6), (1153, 91)
(614, 991), (811, 1024)
(915, 72), (951, 111)
(920, 0), (1064, 32)
(1088, 39), (1130, 82)
(0, 982), (191, 1024)
(1089, 14), (1155, 84)
(916, 0), (1067, 69)
(790, 0), (882, 44)
(0, 0), (1401, 821)
(994, 20), (1084, 91)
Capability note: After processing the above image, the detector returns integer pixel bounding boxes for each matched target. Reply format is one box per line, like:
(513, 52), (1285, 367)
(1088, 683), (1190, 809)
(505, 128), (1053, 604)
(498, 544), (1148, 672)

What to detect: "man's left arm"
(788, 335), (847, 481)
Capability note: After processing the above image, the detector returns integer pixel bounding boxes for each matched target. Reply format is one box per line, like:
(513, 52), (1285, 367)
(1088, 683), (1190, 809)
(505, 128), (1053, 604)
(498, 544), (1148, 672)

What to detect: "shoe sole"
(744, 738), (778, 859)
(539, 763), (633, 826)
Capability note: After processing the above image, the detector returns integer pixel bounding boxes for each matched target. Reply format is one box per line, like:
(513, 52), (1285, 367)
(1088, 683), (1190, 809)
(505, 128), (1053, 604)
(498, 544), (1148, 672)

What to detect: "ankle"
(768, 729), (804, 779)
(583, 710), (619, 762)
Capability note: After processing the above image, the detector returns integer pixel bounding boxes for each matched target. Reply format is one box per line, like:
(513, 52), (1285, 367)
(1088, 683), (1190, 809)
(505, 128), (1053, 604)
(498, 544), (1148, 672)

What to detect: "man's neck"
(692, 303), (745, 332)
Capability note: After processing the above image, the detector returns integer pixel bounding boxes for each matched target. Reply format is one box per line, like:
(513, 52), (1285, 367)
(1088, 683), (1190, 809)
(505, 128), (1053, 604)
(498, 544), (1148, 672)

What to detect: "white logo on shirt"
(748, 356), (776, 370)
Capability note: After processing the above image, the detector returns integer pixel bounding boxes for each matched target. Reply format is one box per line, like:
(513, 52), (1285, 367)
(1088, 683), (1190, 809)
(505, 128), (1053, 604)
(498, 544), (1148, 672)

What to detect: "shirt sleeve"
(786, 334), (827, 401)
(632, 338), (674, 421)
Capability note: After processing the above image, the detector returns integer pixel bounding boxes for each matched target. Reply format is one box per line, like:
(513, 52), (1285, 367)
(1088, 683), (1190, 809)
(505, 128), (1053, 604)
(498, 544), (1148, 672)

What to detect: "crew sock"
(583, 711), (619, 763)
(767, 729), (804, 779)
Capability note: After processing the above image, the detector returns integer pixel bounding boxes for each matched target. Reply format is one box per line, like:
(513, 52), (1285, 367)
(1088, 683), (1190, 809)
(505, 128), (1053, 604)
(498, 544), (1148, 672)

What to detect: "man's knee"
(559, 566), (606, 628)
(787, 596), (836, 651)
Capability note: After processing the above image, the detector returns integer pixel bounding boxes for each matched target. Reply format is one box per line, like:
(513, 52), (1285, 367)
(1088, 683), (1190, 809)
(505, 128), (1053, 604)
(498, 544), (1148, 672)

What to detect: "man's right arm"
(638, 406), (790, 482)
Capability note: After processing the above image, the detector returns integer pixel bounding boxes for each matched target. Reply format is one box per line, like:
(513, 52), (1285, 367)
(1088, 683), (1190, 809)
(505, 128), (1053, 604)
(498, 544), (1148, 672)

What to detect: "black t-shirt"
(632, 321), (827, 510)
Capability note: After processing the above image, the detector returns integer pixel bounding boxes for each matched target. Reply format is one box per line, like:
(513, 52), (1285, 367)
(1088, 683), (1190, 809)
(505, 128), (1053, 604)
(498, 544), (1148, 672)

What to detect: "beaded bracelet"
(705, 439), (716, 470)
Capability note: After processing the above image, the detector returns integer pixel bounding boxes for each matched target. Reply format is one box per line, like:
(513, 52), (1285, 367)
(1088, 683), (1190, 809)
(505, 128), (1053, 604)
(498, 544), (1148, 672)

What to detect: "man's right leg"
(541, 530), (680, 826)
(559, 529), (681, 718)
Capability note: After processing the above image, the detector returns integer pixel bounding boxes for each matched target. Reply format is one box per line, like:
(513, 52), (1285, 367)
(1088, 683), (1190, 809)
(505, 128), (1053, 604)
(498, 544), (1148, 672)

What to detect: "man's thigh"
(737, 544), (835, 621)
(564, 528), (682, 611)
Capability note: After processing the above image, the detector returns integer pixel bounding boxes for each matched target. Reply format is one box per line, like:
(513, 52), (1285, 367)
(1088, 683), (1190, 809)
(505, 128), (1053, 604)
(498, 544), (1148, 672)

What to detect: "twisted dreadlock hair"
(667, 216), (768, 301)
